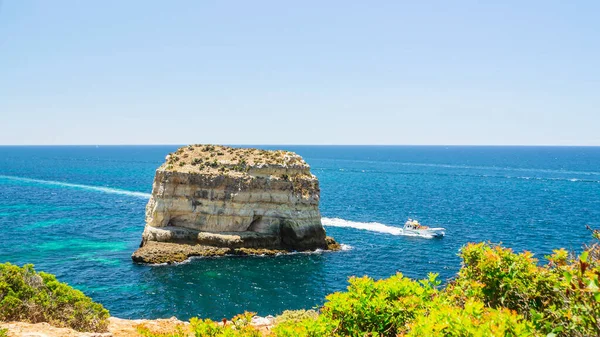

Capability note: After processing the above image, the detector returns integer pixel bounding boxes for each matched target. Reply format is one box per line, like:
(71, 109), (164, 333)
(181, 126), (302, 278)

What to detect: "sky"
(0, 1), (599, 145)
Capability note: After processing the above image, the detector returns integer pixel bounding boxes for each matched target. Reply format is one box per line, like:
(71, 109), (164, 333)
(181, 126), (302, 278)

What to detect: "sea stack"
(132, 145), (339, 263)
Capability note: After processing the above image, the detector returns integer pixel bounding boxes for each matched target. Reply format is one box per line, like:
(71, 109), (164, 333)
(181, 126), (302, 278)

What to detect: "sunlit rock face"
(132, 145), (336, 264)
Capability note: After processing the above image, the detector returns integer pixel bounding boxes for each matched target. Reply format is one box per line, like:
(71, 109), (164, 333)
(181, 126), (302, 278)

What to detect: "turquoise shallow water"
(1, 146), (599, 319)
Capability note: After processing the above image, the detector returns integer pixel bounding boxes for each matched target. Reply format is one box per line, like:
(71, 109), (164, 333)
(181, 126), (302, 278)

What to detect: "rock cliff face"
(132, 145), (338, 263)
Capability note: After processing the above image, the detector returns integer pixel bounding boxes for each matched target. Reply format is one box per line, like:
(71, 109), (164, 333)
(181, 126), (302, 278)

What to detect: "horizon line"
(1, 144), (599, 147)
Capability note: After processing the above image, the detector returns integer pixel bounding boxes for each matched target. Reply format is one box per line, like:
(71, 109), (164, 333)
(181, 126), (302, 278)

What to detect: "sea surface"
(1, 146), (599, 320)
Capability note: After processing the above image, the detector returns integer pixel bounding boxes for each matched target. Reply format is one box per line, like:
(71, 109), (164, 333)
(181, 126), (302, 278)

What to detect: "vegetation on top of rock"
(163, 145), (310, 176)
(132, 228), (600, 337)
(0, 263), (109, 332)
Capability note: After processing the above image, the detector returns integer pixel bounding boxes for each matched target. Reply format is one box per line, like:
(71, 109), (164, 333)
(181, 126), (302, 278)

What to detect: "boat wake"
(322, 217), (438, 239)
(1, 175), (438, 238)
(0, 175), (152, 199)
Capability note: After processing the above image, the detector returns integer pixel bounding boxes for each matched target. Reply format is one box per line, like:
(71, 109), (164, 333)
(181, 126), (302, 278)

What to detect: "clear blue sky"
(1, 1), (598, 145)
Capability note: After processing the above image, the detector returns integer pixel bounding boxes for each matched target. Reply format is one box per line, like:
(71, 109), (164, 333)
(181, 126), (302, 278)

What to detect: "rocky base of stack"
(132, 236), (341, 264)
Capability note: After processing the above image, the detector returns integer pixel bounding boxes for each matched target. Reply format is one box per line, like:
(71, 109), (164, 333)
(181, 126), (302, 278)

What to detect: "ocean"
(1, 146), (599, 320)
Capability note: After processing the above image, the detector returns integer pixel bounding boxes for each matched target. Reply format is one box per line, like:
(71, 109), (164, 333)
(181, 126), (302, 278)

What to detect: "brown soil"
(0, 317), (188, 337)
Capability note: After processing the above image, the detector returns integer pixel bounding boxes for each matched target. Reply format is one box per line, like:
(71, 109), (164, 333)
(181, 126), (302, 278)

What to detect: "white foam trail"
(322, 217), (435, 238)
(0, 175), (439, 238)
(323, 217), (402, 235)
(0, 175), (151, 199)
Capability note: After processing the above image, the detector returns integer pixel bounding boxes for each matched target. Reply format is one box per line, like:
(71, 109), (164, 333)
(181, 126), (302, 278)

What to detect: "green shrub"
(189, 312), (261, 337)
(449, 242), (600, 336)
(0, 263), (109, 332)
(269, 238), (600, 336)
(540, 246), (600, 336)
(137, 325), (187, 337)
(271, 316), (335, 337)
(406, 299), (538, 336)
(448, 243), (562, 313)
(0, 327), (7, 337)
(319, 273), (439, 336)
(275, 310), (318, 325)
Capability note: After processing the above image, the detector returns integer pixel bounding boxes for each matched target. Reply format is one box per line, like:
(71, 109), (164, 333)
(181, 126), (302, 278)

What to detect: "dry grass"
(162, 145), (309, 175)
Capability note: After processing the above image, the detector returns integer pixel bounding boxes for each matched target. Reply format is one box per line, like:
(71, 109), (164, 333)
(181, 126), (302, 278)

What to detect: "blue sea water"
(1, 145), (599, 320)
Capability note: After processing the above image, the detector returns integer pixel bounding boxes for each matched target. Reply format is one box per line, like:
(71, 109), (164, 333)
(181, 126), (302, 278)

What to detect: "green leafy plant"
(448, 241), (600, 336)
(189, 313), (262, 337)
(0, 263), (109, 332)
(137, 325), (187, 337)
(275, 310), (318, 325)
(406, 299), (538, 336)
(320, 273), (439, 336)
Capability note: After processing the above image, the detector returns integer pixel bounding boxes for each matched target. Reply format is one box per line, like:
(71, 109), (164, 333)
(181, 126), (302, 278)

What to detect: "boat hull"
(402, 227), (445, 237)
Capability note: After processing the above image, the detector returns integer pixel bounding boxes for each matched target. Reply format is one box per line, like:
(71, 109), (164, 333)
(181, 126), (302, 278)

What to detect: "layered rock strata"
(132, 145), (338, 263)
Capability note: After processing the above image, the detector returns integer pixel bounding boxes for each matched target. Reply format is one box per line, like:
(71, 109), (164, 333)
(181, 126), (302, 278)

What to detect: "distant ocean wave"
(496, 175), (600, 183)
(316, 168), (600, 183)
(314, 158), (600, 176)
(0, 175), (151, 199)
(398, 162), (600, 176)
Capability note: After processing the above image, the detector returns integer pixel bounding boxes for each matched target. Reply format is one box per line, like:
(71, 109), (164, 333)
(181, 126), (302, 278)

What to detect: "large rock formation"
(132, 145), (339, 263)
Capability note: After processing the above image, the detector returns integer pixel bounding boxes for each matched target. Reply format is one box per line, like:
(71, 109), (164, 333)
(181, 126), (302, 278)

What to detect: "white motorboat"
(403, 219), (446, 237)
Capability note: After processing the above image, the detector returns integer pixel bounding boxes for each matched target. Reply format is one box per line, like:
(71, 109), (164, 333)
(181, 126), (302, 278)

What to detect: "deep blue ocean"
(1, 146), (599, 320)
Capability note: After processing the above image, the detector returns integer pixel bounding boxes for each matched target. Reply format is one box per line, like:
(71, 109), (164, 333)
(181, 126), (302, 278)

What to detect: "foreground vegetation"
(0, 263), (109, 332)
(138, 230), (600, 337)
(2, 230), (600, 336)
